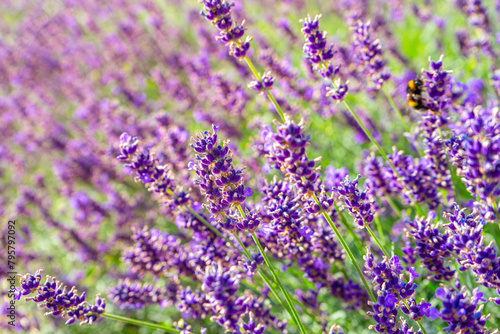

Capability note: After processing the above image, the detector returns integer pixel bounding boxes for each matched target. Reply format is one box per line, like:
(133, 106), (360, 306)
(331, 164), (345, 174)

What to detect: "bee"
(406, 78), (426, 111)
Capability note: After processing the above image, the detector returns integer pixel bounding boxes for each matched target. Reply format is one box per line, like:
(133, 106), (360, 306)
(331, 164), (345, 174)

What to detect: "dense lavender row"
(2, 0), (500, 333)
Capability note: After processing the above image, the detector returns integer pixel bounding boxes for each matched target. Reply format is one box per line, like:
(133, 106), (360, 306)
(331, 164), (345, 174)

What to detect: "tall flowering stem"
(189, 126), (308, 333)
(312, 193), (377, 303)
(16, 270), (180, 332)
(101, 314), (180, 333)
(200, 0), (285, 122)
(250, 231), (308, 334)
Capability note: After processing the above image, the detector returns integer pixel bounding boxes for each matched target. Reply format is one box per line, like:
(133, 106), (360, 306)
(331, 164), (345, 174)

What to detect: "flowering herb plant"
(3, 0), (500, 333)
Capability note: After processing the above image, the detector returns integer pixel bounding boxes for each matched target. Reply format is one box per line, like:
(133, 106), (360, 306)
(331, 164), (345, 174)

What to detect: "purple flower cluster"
(109, 279), (177, 310)
(434, 283), (495, 334)
(202, 261), (254, 331)
(266, 117), (321, 194)
(190, 125), (252, 225)
(200, 0), (252, 59)
(421, 55), (451, 114)
(351, 21), (391, 93)
(117, 133), (188, 211)
(405, 214), (455, 281)
(248, 71), (274, 93)
(444, 205), (500, 304)
(334, 175), (374, 228)
(364, 251), (431, 333)
(387, 149), (441, 209)
(122, 226), (194, 279)
(444, 106), (500, 220)
(15, 270), (105, 326)
(301, 14), (349, 101)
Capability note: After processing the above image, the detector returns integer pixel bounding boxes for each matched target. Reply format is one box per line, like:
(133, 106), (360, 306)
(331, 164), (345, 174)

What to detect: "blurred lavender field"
(1, 0), (500, 333)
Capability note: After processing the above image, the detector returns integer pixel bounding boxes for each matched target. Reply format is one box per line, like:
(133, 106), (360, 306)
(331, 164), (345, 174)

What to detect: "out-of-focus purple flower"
(109, 279), (176, 310)
(248, 71), (274, 93)
(16, 270), (105, 326)
(456, 0), (497, 57)
(122, 226), (194, 279)
(351, 21), (390, 93)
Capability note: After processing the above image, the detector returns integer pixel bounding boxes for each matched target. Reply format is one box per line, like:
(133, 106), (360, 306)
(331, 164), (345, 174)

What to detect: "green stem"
(373, 215), (388, 249)
(333, 201), (364, 254)
(399, 299), (428, 334)
(235, 207), (319, 326)
(183, 205), (239, 252)
(365, 223), (389, 257)
(102, 313), (179, 333)
(385, 196), (403, 219)
(250, 232), (308, 334)
(382, 86), (411, 134)
(312, 194), (376, 303)
(243, 56), (285, 122)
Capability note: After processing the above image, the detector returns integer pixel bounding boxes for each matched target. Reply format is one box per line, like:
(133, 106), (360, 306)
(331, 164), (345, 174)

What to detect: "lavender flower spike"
(334, 175), (374, 228)
(434, 283), (497, 334)
(15, 270), (105, 326)
(200, 0), (252, 59)
(190, 125), (252, 224)
(301, 14), (349, 101)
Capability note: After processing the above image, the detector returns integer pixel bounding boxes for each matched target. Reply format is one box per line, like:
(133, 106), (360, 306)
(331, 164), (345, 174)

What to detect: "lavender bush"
(2, 0), (500, 333)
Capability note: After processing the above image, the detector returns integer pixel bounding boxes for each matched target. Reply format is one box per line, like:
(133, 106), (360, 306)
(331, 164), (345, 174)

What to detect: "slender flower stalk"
(250, 231), (308, 334)
(312, 193), (376, 303)
(101, 313), (180, 333)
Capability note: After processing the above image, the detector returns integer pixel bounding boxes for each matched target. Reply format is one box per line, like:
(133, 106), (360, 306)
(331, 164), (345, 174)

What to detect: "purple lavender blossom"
(202, 261), (251, 331)
(444, 204), (500, 303)
(15, 270), (105, 326)
(434, 283), (495, 334)
(364, 250), (430, 333)
(405, 215), (455, 281)
(248, 71), (274, 93)
(387, 149), (441, 209)
(351, 21), (390, 93)
(200, 0), (252, 59)
(421, 55), (451, 113)
(334, 175), (374, 228)
(300, 14), (349, 102)
(190, 125), (252, 224)
(444, 106), (500, 220)
(117, 133), (188, 211)
(266, 117), (321, 194)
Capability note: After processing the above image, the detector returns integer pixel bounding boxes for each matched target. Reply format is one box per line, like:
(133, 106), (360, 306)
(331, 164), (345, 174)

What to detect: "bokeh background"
(1, 0), (500, 333)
